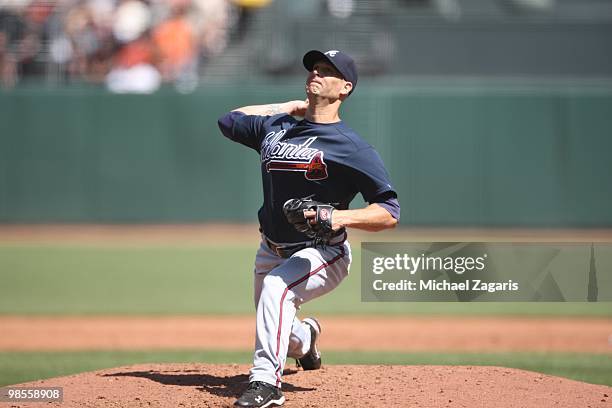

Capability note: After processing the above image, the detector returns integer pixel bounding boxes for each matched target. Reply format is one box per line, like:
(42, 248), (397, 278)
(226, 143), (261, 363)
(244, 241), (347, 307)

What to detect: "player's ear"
(340, 81), (353, 98)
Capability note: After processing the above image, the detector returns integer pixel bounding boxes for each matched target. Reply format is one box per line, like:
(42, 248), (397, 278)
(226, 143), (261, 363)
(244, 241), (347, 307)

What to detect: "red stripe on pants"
(273, 246), (346, 387)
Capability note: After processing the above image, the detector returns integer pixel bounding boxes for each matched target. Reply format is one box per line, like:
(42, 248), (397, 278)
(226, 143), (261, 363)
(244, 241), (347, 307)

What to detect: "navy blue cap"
(303, 50), (358, 95)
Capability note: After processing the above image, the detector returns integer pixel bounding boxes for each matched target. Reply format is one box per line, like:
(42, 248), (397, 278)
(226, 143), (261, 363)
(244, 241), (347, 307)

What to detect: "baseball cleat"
(297, 317), (322, 370)
(234, 381), (285, 407)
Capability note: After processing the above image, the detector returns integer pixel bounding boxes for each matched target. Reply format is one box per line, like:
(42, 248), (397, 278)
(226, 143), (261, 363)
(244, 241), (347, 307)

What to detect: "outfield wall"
(1, 82), (611, 226)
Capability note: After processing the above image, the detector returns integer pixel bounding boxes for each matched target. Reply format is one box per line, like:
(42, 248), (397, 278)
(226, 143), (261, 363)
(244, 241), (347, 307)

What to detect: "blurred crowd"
(0, 0), (270, 92)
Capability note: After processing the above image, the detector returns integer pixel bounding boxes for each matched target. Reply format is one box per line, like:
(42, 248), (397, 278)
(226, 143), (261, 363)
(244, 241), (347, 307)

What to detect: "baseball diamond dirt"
(1, 316), (611, 353)
(1, 316), (611, 407)
(2, 364), (611, 408)
(2, 224), (612, 245)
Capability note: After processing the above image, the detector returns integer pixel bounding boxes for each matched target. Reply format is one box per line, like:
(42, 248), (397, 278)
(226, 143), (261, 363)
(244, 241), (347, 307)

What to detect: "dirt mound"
(3, 363), (610, 408)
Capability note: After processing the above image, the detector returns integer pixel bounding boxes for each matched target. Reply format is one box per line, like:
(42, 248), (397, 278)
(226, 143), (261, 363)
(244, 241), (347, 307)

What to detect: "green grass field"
(1, 245), (611, 316)
(1, 244), (611, 388)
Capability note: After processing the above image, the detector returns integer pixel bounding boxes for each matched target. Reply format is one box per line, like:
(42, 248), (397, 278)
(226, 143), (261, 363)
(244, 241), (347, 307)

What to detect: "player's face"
(306, 61), (352, 100)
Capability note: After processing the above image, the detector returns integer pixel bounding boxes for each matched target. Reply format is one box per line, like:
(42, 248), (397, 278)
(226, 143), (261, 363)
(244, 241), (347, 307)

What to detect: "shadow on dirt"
(103, 368), (314, 399)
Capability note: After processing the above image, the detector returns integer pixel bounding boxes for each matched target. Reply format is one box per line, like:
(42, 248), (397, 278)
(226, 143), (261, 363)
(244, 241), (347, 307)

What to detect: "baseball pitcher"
(218, 49), (400, 407)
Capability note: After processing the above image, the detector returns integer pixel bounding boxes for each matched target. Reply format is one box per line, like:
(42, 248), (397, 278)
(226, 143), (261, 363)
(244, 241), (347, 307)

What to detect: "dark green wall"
(1, 82), (611, 226)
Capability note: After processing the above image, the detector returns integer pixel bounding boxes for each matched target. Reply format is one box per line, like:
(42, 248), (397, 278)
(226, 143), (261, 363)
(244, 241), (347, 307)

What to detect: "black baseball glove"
(283, 196), (337, 241)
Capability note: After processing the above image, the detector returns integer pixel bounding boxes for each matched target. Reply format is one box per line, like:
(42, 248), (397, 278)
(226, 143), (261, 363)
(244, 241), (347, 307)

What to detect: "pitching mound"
(5, 363), (610, 408)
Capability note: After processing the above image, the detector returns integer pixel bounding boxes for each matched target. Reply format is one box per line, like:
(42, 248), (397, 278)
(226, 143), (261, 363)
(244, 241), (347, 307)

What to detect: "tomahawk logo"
(261, 133), (328, 180)
(325, 50), (339, 57)
(267, 151), (328, 180)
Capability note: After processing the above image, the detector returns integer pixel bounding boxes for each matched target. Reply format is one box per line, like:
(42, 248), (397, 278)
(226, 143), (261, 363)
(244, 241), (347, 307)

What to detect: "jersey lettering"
(261, 132), (320, 161)
(261, 132), (328, 180)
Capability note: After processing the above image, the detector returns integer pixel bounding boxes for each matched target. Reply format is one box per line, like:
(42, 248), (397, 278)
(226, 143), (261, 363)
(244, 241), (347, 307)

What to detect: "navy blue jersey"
(219, 112), (398, 243)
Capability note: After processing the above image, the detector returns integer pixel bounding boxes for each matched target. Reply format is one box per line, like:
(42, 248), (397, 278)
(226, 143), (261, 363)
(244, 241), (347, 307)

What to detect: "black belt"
(263, 229), (346, 259)
(265, 239), (309, 258)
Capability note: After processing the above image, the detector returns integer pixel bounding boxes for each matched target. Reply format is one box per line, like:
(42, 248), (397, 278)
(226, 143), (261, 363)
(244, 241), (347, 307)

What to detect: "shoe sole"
(234, 395), (285, 408)
(260, 395), (285, 407)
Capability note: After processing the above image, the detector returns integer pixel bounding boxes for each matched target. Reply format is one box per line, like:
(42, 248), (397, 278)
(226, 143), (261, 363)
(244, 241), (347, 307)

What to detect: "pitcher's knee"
(259, 274), (291, 307)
